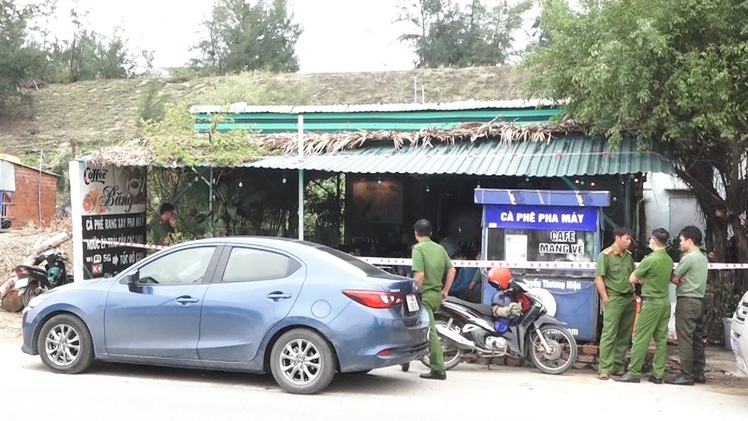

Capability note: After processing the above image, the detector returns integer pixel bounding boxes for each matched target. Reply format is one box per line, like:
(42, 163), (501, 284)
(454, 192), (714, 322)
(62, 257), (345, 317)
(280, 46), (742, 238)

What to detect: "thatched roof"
(85, 119), (586, 168)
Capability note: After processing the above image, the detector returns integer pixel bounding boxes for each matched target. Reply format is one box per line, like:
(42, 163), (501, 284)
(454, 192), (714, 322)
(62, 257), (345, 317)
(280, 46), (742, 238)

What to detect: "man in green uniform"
(595, 226), (636, 380)
(411, 219), (456, 380)
(666, 225), (709, 385)
(150, 202), (176, 246)
(615, 228), (674, 383)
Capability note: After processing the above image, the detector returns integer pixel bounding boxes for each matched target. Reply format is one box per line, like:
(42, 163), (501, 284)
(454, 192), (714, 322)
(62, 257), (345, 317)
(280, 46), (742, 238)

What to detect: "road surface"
(1, 341), (745, 420)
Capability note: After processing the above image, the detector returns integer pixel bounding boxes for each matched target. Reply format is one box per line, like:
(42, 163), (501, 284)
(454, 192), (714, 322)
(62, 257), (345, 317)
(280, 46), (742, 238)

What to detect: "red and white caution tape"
(82, 238), (748, 270)
(84, 238), (167, 251)
(358, 257), (748, 271)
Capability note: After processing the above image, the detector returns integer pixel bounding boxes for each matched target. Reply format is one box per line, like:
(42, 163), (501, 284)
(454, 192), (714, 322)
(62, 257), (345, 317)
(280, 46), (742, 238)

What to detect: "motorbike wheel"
(419, 320), (463, 371)
(527, 324), (578, 375)
(21, 281), (44, 308)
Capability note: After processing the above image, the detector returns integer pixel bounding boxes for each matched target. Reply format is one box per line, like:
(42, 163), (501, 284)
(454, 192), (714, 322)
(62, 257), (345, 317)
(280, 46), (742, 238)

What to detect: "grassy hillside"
(0, 66), (530, 165)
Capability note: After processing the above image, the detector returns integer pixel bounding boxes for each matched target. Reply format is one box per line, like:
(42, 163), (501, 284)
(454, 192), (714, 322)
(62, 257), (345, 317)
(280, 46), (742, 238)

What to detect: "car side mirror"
(125, 272), (140, 293)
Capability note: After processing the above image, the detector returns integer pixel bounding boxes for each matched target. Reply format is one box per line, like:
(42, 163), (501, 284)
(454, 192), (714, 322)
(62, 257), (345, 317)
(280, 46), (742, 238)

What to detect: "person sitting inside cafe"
(449, 250), (482, 303)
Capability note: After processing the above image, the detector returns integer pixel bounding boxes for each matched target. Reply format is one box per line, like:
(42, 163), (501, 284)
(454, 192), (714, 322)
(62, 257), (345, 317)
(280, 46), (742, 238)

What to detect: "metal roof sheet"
(244, 136), (675, 177)
(190, 99), (559, 115)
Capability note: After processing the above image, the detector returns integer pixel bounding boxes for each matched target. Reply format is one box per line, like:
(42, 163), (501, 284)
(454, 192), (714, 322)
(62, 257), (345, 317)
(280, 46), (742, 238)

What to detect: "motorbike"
(12, 249), (72, 309)
(421, 277), (578, 375)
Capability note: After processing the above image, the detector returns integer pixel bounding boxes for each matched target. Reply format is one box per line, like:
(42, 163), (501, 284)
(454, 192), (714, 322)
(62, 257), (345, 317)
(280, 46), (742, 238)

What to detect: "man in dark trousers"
(667, 225), (709, 385)
(615, 228), (674, 384)
(411, 219), (455, 380)
(595, 226), (636, 380)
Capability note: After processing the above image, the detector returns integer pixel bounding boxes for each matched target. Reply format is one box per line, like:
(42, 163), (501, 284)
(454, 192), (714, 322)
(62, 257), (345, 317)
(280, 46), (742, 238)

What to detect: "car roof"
(178, 236), (324, 251)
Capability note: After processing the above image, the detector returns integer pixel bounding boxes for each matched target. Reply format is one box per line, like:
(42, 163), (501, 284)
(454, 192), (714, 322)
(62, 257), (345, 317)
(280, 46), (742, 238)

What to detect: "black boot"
(613, 372), (641, 383)
(419, 371), (446, 380)
(693, 373), (706, 384)
(648, 375), (663, 384)
(401, 363), (410, 372)
(665, 373), (694, 386)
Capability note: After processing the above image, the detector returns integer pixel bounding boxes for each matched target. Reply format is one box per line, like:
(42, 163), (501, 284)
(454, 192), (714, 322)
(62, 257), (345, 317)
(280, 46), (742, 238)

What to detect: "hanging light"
(282, 177), (287, 184)
(591, 182), (596, 187)
(377, 175), (382, 185)
(238, 181), (243, 188)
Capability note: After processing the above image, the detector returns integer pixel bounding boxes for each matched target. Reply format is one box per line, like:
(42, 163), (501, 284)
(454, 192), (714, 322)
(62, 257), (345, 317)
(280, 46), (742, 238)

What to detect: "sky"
(26, 0), (421, 73)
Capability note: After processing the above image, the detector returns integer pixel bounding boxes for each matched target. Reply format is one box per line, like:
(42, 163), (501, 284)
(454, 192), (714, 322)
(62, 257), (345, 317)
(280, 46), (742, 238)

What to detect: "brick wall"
(9, 164), (58, 228)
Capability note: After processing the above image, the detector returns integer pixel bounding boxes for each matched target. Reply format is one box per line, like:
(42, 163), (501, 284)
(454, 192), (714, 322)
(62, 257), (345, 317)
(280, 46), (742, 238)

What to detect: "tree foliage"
(0, 0), (44, 107)
(190, 0), (302, 75)
(523, 0), (748, 261)
(142, 102), (267, 167)
(40, 7), (145, 83)
(397, 0), (532, 68)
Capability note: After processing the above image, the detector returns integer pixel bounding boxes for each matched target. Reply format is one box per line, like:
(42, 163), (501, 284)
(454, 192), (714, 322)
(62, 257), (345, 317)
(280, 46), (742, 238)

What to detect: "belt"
(641, 296), (667, 301)
(609, 292), (634, 297)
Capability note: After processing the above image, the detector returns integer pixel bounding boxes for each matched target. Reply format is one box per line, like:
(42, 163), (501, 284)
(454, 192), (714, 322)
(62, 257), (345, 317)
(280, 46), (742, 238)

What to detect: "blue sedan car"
(22, 237), (429, 394)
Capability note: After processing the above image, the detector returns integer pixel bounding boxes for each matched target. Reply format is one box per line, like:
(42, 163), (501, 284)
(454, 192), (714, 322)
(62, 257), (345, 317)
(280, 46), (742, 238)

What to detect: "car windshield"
(313, 244), (389, 277)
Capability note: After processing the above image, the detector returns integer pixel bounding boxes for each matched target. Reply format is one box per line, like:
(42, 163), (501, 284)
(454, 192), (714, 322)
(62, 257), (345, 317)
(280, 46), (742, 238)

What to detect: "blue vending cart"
(474, 188), (611, 342)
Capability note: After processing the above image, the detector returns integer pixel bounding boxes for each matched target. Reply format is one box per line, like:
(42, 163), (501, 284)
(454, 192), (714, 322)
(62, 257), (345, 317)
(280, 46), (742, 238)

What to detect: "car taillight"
(342, 290), (404, 309)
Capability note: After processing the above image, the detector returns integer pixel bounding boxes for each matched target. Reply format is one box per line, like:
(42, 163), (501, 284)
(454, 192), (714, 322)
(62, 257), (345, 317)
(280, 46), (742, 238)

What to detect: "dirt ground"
(1, 308), (744, 394)
(0, 310), (22, 342)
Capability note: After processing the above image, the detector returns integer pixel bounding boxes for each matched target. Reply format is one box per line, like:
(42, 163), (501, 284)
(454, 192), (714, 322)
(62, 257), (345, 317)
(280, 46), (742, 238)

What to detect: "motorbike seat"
(445, 296), (494, 317)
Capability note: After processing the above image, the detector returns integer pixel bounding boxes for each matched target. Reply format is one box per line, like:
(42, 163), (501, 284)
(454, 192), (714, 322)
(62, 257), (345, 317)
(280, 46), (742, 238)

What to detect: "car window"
(138, 247), (216, 285)
(220, 247), (301, 283)
(313, 244), (390, 277)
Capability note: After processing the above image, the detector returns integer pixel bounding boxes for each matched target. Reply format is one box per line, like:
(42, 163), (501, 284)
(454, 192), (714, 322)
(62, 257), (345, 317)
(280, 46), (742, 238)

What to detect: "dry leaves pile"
(0, 217), (73, 290)
(88, 145), (157, 167)
(83, 119), (587, 167)
(268, 119), (586, 155)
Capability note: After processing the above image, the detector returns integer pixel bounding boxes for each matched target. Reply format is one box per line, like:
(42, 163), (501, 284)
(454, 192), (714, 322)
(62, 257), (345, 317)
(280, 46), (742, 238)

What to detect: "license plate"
(406, 294), (419, 312)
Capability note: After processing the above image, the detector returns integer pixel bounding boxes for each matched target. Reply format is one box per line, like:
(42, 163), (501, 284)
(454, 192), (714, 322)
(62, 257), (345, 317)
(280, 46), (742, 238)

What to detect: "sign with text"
(77, 164), (148, 278)
(351, 180), (403, 224)
(481, 276), (599, 341)
(485, 205), (599, 232)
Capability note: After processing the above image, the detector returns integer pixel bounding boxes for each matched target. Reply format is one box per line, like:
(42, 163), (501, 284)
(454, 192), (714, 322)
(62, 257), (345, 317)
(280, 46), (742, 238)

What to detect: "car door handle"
(176, 296), (200, 304)
(267, 292), (292, 301)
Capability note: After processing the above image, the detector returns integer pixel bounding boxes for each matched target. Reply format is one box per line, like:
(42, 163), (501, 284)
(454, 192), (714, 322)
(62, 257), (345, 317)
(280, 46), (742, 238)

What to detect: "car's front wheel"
(37, 314), (94, 374)
(270, 328), (336, 395)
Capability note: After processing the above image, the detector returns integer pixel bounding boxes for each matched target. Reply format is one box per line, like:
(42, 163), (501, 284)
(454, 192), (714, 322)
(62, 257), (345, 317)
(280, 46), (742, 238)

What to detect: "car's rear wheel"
(37, 314), (94, 374)
(270, 328), (336, 395)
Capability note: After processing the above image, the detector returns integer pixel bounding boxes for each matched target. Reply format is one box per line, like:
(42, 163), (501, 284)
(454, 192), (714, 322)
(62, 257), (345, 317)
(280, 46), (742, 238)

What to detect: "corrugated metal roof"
(190, 99), (559, 115)
(245, 136), (675, 177)
(194, 107), (560, 134)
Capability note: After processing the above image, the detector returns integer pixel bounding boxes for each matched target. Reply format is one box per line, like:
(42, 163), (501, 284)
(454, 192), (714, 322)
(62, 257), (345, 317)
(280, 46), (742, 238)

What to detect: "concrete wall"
(643, 172), (706, 235)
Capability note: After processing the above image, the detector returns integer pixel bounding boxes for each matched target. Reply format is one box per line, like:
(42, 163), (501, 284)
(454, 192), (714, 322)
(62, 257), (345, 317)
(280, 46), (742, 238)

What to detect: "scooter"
(13, 249), (73, 308)
(421, 278), (578, 375)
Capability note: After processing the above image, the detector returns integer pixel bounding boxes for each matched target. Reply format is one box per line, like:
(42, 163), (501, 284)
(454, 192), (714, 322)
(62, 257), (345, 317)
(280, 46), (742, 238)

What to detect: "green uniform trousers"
(422, 291), (445, 373)
(675, 297), (706, 377)
(628, 297), (671, 379)
(598, 294), (636, 374)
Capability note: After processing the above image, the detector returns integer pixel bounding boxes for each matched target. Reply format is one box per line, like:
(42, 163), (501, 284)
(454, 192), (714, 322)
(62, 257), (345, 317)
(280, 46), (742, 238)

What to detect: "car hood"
(43, 277), (114, 296)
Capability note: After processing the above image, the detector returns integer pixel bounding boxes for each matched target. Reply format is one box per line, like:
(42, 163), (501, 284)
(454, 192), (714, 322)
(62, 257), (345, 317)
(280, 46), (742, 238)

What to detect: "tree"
(190, 0), (302, 75)
(522, 0), (748, 262)
(0, 0), (44, 107)
(397, 0), (532, 68)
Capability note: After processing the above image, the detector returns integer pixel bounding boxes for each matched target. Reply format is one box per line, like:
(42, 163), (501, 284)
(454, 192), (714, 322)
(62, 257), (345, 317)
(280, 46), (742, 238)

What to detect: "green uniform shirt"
(596, 245), (635, 295)
(632, 249), (673, 299)
(673, 247), (708, 298)
(411, 238), (453, 295)
(150, 220), (174, 245)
